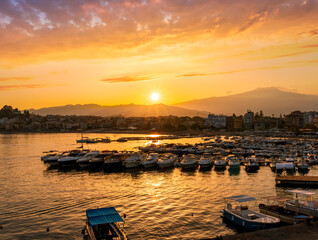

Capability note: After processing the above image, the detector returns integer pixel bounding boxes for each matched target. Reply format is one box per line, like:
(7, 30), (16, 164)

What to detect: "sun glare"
(150, 92), (160, 102)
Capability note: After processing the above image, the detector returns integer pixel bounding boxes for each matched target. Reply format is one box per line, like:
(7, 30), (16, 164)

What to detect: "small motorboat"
(82, 207), (129, 240)
(180, 154), (198, 169)
(57, 150), (86, 169)
(285, 189), (318, 217)
(141, 153), (158, 168)
(77, 151), (100, 169)
(228, 157), (241, 169)
(213, 155), (226, 169)
(41, 150), (60, 161)
(222, 195), (280, 231)
(104, 152), (127, 172)
(156, 153), (176, 168)
(198, 152), (213, 168)
(244, 157), (259, 171)
(123, 152), (144, 168)
(259, 196), (312, 225)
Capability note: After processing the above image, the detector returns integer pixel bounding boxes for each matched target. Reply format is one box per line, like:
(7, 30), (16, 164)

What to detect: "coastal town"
(1, 105), (318, 138)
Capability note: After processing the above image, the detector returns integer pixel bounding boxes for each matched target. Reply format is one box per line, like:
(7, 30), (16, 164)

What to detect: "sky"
(0, 0), (318, 109)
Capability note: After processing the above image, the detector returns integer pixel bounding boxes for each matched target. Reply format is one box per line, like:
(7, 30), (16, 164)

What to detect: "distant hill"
(174, 87), (318, 116)
(29, 103), (208, 117)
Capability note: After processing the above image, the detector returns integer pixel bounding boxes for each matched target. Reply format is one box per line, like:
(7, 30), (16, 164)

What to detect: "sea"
(0, 133), (317, 240)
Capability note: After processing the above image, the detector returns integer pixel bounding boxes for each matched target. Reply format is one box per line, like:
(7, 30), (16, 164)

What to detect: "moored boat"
(259, 196), (312, 225)
(82, 207), (129, 240)
(285, 189), (318, 217)
(222, 195), (280, 231)
(198, 152), (213, 168)
(141, 153), (158, 168)
(123, 152), (143, 168)
(180, 154), (198, 169)
(156, 153), (176, 168)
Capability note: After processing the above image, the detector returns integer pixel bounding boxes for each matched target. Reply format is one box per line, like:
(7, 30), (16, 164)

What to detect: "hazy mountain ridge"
(29, 103), (208, 117)
(175, 87), (318, 115)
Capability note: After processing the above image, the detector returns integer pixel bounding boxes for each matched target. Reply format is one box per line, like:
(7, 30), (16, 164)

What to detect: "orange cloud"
(100, 76), (152, 83)
(0, 84), (46, 91)
(0, 77), (34, 82)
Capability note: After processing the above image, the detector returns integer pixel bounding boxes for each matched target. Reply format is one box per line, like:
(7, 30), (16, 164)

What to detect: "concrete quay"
(212, 220), (318, 240)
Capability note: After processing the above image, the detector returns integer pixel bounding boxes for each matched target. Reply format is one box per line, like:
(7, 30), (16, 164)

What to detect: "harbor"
(1, 133), (318, 239)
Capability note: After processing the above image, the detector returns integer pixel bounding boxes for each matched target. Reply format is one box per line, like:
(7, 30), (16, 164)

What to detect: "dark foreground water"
(0, 133), (318, 240)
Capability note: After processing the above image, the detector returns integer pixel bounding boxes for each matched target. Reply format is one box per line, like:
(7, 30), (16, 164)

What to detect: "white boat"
(228, 157), (241, 169)
(82, 207), (128, 240)
(214, 155), (226, 168)
(180, 154), (198, 169)
(156, 154), (176, 168)
(198, 152), (213, 168)
(57, 150), (85, 168)
(123, 152), (143, 168)
(77, 151), (100, 169)
(222, 195), (280, 231)
(285, 190), (318, 217)
(244, 157), (260, 171)
(141, 153), (158, 168)
(41, 150), (60, 161)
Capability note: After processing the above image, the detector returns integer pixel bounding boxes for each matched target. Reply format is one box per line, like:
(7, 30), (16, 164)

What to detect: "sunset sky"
(0, 0), (318, 109)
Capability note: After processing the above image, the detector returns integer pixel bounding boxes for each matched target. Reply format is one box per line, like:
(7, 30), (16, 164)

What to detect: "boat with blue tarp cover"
(82, 207), (129, 240)
(222, 195), (280, 231)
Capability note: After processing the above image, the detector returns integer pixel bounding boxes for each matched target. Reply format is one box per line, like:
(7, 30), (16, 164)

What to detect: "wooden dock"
(275, 175), (318, 188)
(213, 220), (318, 240)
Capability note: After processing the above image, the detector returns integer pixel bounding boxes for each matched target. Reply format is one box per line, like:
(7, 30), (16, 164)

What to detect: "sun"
(150, 92), (160, 102)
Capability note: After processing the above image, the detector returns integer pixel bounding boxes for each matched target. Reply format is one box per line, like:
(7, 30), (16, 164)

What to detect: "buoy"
(46, 227), (49, 232)
(123, 213), (127, 219)
(191, 213), (194, 217)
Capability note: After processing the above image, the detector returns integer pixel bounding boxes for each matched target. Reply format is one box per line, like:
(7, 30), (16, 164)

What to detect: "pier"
(275, 175), (318, 188)
(216, 220), (318, 240)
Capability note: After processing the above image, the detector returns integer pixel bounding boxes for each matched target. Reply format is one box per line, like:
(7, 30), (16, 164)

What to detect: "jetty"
(275, 175), (318, 188)
(215, 220), (318, 240)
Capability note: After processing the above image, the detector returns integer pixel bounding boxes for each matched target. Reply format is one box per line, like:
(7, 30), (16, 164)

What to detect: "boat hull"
(222, 209), (278, 231)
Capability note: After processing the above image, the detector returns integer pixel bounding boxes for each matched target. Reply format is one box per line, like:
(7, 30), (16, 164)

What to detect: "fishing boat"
(285, 190), (318, 217)
(82, 207), (129, 240)
(259, 196), (312, 225)
(222, 195), (280, 231)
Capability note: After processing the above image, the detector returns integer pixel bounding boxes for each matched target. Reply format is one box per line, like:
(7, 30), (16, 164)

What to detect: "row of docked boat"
(41, 148), (315, 173)
(222, 189), (318, 231)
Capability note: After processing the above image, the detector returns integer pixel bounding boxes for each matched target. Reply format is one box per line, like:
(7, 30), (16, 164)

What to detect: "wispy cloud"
(0, 76), (34, 82)
(177, 73), (209, 77)
(274, 51), (312, 58)
(100, 76), (152, 83)
(301, 44), (318, 48)
(0, 84), (46, 91)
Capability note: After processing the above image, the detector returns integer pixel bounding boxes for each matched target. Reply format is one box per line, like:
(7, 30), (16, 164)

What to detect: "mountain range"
(29, 103), (208, 117)
(29, 87), (318, 117)
(175, 87), (318, 116)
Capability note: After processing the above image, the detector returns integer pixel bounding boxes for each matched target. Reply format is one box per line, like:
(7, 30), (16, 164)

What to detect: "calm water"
(1, 133), (318, 240)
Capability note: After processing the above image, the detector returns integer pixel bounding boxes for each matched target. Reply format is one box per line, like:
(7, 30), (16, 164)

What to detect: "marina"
(1, 133), (318, 239)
